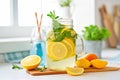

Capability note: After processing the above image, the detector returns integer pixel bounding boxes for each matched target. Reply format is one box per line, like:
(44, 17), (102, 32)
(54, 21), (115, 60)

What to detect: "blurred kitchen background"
(0, 0), (120, 63)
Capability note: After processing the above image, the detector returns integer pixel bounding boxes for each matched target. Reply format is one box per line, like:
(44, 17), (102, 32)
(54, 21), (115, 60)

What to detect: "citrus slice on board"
(66, 67), (84, 76)
(21, 55), (41, 70)
(49, 42), (68, 60)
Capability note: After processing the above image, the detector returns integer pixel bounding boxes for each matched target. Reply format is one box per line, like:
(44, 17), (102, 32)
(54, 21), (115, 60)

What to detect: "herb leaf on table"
(12, 64), (23, 70)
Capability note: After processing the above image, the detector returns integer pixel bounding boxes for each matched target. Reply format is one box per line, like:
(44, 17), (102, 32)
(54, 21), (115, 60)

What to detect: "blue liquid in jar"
(30, 40), (46, 66)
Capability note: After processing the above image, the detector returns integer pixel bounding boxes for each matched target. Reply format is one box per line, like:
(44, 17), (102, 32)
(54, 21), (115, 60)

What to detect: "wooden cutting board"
(99, 5), (117, 48)
(113, 5), (120, 43)
(27, 67), (120, 76)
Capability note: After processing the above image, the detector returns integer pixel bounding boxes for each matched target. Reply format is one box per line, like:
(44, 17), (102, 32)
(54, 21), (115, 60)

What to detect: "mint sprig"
(36, 66), (47, 72)
(47, 11), (59, 20)
(47, 11), (77, 42)
(12, 64), (23, 70)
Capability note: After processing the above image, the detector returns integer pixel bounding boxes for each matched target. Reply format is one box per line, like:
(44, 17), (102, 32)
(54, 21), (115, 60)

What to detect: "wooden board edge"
(26, 67), (120, 76)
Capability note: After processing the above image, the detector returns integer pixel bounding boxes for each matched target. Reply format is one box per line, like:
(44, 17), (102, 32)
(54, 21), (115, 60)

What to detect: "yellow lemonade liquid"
(46, 23), (77, 70)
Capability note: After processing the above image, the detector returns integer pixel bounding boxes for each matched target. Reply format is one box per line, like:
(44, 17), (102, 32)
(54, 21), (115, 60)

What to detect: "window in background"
(0, 0), (96, 52)
(18, 0), (59, 27)
(0, 0), (59, 38)
(18, 0), (42, 26)
(0, 0), (96, 38)
(0, 0), (59, 27)
(0, 0), (10, 26)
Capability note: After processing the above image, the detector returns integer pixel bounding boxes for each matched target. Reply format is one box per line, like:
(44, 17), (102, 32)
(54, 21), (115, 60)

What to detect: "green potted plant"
(59, 0), (72, 7)
(57, 0), (73, 18)
(82, 25), (110, 58)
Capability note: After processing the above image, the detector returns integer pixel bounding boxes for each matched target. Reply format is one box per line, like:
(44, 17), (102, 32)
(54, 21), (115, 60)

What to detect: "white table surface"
(0, 48), (120, 80)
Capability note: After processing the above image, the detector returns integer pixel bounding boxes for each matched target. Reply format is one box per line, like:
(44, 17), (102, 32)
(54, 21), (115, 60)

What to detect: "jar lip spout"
(58, 18), (73, 21)
(58, 18), (73, 26)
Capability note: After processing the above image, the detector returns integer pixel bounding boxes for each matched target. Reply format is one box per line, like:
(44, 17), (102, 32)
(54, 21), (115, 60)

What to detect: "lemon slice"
(47, 41), (54, 46)
(61, 27), (77, 37)
(66, 67), (84, 76)
(47, 41), (57, 60)
(62, 38), (75, 57)
(61, 27), (69, 33)
(63, 38), (75, 48)
(21, 55), (41, 70)
(47, 31), (55, 41)
(49, 42), (68, 60)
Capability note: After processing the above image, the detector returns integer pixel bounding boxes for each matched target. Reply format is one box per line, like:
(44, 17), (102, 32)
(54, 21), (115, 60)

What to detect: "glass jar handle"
(76, 35), (85, 60)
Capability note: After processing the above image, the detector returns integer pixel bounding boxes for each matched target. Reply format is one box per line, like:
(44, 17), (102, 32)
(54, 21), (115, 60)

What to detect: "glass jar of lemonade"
(46, 18), (78, 71)
(46, 11), (84, 70)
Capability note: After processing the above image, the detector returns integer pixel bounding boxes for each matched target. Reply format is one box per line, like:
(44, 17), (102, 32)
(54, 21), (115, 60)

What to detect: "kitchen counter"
(0, 48), (120, 80)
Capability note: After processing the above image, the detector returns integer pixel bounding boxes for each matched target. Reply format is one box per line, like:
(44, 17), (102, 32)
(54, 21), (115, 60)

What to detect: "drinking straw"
(35, 12), (39, 27)
(30, 12), (39, 43)
(34, 12), (43, 40)
(38, 13), (43, 40)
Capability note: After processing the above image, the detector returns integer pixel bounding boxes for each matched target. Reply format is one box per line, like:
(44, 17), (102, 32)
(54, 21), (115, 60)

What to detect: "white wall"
(95, 0), (120, 26)
(73, 0), (120, 29)
(72, 0), (95, 34)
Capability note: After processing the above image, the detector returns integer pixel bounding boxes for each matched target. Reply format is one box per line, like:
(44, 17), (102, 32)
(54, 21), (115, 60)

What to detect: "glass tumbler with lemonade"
(46, 11), (84, 71)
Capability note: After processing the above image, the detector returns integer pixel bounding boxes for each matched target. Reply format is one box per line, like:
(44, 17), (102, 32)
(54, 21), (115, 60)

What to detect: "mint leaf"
(12, 64), (23, 70)
(36, 66), (47, 72)
(47, 11), (59, 20)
